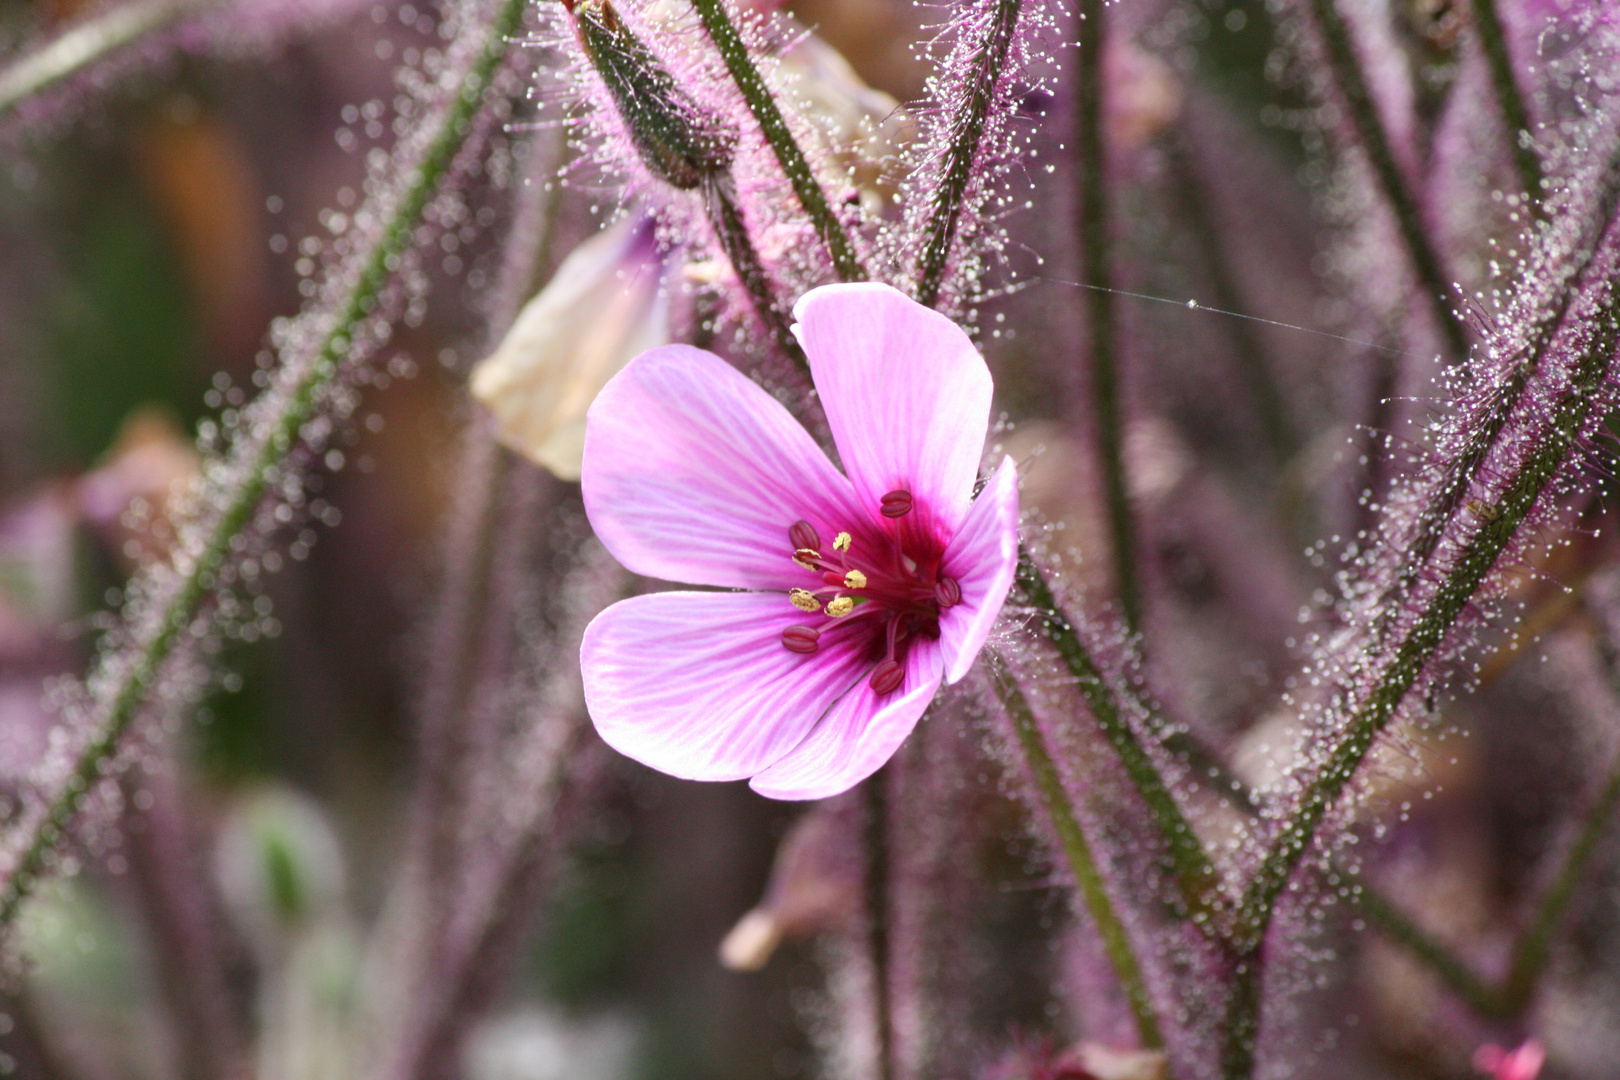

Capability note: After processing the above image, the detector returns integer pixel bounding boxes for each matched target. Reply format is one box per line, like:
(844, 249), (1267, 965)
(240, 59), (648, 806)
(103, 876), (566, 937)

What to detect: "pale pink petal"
(582, 591), (870, 782)
(748, 640), (945, 800)
(792, 283), (992, 535)
(938, 456), (1021, 683)
(583, 344), (867, 590)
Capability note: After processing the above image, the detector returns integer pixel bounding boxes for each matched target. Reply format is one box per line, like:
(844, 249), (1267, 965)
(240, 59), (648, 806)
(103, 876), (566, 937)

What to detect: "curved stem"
(1301, 0), (1471, 359)
(0, 0), (226, 118)
(990, 660), (1166, 1050)
(0, 0), (531, 933)
(1016, 550), (1223, 923)
(689, 0), (865, 283)
(1468, 0), (1543, 205)
(915, 0), (1022, 308)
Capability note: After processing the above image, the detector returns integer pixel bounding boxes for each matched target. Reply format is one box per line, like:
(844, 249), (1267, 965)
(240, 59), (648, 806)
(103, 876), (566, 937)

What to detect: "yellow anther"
(789, 588), (822, 613)
(793, 548), (821, 571)
(826, 596), (855, 617)
(833, 531), (852, 552)
(843, 569), (868, 589)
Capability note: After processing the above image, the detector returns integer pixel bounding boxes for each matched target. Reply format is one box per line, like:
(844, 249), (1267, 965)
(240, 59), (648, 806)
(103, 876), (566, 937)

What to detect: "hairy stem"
(1016, 551), (1223, 923)
(990, 661), (1166, 1049)
(0, 0), (530, 932)
(0, 0), (225, 118)
(689, 0), (865, 282)
(702, 173), (811, 375)
(1075, 0), (1143, 632)
(1301, 0), (1470, 359)
(1468, 0), (1543, 206)
(1223, 274), (1620, 1074)
(915, 0), (1021, 308)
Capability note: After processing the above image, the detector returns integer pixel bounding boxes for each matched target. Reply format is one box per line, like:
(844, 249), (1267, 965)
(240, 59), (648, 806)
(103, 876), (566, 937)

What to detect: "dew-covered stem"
(1075, 0), (1142, 632)
(689, 0), (865, 283)
(0, 0), (223, 118)
(0, 0), (530, 933)
(989, 661), (1166, 1050)
(914, 0), (1021, 309)
(701, 173), (810, 375)
(1299, 0), (1470, 359)
(1224, 278), (1620, 1072)
(1469, 0), (1543, 206)
(1015, 551), (1224, 923)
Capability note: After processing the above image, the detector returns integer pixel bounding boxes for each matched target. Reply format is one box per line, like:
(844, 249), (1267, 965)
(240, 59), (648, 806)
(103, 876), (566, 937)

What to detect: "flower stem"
(1222, 272), (1620, 1075)
(1355, 883), (1504, 1016)
(1075, 0), (1142, 633)
(1300, 0), (1471, 360)
(862, 774), (896, 1080)
(0, 0), (224, 118)
(1015, 550), (1223, 923)
(1468, 0), (1543, 207)
(689, 0), (865, 283)
(989, 660), (1166, 1050)
(915, 0), (1022, 309)
(701, 173), (811, 376)
(0, 0), (530, 932)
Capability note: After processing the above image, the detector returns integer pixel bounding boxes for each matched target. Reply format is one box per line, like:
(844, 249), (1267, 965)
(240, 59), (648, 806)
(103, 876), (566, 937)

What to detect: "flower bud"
(472, 214), (672, 480)
(564, 0), (735, 189)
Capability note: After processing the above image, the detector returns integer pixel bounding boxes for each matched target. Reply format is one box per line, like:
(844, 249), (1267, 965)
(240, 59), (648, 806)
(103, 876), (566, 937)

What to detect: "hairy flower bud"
(562, 0), (735, 189)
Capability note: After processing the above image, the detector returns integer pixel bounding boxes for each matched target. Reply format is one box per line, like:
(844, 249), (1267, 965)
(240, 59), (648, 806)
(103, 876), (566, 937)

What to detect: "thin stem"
(915, 0), (1022, 308)
(0, 0), (225, 118)
(1076, 0), (1141, 632)
(689, 0), (865, 282)
(1469, 0), (1543, 206)
(1356, 883), (1504, 1016)
(1223, 270), (1620, 1074)
(702, 173), (811, 376)
(863, 774), (896, 1080)
(0, 0), (530, 932)
(1301, 0), (1471, 360)
(1015, 550), (1223, 923)
(990, 660), (1166, 1050)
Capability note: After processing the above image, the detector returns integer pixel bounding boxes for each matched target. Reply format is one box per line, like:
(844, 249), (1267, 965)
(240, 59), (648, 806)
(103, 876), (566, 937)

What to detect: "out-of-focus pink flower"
(1473, 1038), (1546, 1080)
(579, 282), (1019, 800)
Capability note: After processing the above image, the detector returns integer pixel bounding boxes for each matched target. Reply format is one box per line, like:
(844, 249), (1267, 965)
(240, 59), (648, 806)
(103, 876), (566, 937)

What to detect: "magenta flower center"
(779, 492), (960, 696)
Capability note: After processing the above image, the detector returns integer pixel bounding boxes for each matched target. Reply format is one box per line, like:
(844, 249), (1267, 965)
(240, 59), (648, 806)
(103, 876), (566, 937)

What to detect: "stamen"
(789, 588), (822, 613)
(826, 596), (855, 617)
(880, 490), (914, 518)
(781, 625), (820, 653)
(833, 531), (852, 552)
(843, 569), (868, 589)
(869, 659), (905, 694)
(935, 577), (961, 608)
(789, 520), (821, 551)
(793, 548), (821, 570)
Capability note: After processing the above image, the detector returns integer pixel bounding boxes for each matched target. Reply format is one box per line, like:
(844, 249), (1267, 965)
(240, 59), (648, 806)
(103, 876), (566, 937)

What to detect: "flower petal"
(748, 640), (944, 800)
(792, 283), (992, 534)
(582, 591), (871, 782)
(583, 344), (867, 590)
(938, 456), (1021, 683)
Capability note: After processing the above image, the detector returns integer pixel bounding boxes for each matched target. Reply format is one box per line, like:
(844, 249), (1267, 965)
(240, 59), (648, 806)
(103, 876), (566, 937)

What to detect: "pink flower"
(1473, 1039), (1546, 1080)
(579, 282), (1020, 800)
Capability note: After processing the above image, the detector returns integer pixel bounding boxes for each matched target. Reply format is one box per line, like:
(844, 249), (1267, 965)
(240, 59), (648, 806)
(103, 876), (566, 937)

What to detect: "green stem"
(915, 0), (1022, 308)
(1468, 0), (1543, 206)
(702, 173), (811, 376)
(1016, 550), (1223, 923)
(1302, 0), (1471, 360)
(862, 774), (896, 1080)
(1223, 265), (1620, 1074)
(990, 660), (1165, 1049)
(0, 0), (529, 932)
(1356, 883), (1504, 1017)
(689, 0), (865, 283)
(1076, 0), (1142, 632)
(0, 0), (225, 118)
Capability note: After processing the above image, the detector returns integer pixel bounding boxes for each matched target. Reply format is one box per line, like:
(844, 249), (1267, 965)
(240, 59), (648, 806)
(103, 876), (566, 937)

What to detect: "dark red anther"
(879, 490), (914, 518)
(934, 576), (961, 608)
(789, 520), (821, 552)
(869, 659), (905, 694)
(781, 625), (821, 654)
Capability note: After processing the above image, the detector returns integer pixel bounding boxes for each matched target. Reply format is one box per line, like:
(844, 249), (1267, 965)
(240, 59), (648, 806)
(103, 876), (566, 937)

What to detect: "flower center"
(778, 491), (959, 696)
